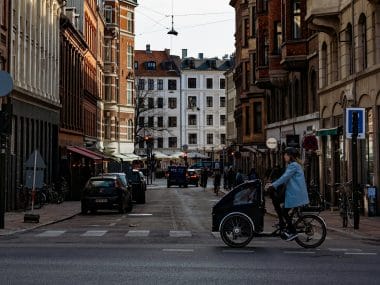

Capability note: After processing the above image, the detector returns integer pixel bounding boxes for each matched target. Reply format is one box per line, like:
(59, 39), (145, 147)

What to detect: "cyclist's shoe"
(284, 231), (298, 241)
(273, 223), (286, 230)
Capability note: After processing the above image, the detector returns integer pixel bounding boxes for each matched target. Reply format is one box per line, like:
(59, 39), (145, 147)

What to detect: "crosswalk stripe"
(36, 230), (66, 237)
(211, 232), (220, 238)
(81, 230), (107, 237)
(126, 230), (150, 237)
(169, 230), (192, 237)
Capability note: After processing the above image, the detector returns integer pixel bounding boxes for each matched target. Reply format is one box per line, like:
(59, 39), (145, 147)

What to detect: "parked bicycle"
(335, 181), (354, 228)
(307, 181), (326, 211)
(18, 184), (45, 210)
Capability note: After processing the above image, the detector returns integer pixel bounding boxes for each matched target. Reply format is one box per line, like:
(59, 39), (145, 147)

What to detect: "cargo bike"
(212, 180), (327, 248)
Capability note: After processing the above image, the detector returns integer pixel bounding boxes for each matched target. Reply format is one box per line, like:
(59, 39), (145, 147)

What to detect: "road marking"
(283, 251), (315, 254)
(211, 232), (220, 238)
(329, 248), (362, 252)
(109, 223), (116, 227)
(209, 199), (220, 202)
(344, 252), (377, 256)
(162, 249), (194, 252)
(126, 230), (150, 237)
(222, 250), (255, 254)
(128, 213), (153, 217)
(81, 230), (107, 237)
(116, 219), (122, 222)
(169, 230), (192, 237)
(36, 230), (66, 237)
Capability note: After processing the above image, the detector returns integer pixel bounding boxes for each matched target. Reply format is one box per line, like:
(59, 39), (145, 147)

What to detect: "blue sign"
(0, 71), (13, 97)
(345, 108), (365, 139)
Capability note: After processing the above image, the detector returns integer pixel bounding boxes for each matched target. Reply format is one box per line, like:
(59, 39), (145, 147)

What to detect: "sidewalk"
(0, 201), (80, 236)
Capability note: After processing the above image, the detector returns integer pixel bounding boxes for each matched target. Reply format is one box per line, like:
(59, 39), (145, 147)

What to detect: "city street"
(0, 179), (379, 284)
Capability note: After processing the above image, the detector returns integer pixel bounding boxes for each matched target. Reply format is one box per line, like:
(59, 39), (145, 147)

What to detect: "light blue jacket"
(272, 161), (309, 208)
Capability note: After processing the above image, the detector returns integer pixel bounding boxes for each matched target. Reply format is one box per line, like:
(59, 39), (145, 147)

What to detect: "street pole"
(352, 112), (360, 229)
(0, 134), (6, 229)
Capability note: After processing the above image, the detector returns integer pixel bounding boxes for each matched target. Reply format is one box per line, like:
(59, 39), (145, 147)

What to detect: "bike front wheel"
(294, 214), (327, 249)
(220, 213), (254, 248)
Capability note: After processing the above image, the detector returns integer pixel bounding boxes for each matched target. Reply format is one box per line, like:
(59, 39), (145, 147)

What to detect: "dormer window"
(145, 61), (156, 70)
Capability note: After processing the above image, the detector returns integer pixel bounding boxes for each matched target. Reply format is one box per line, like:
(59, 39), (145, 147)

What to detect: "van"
(167, 166), (188, 188)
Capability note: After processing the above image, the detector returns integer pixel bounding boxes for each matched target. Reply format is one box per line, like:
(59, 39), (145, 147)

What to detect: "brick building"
(0, 0), (8, 71)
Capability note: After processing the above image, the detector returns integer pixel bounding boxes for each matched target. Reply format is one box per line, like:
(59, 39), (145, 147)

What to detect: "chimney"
(198, 53), (203, 60)
(182, 49), (188, 59)
(146, 44), (151, 53)
(164, 48), (170, 56)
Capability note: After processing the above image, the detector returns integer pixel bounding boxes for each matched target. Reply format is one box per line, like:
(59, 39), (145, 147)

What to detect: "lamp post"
(144, 135), (153, 184)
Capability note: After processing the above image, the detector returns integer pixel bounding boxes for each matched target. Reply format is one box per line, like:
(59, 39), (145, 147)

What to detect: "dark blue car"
(167, 166), (188, 188)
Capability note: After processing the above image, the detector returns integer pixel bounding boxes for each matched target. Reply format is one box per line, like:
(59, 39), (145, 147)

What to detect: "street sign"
(346, 108), (365, 139)
(286, 135), (300, 148)
(0, 71), (13, 97)
(266, 137), (278, 149)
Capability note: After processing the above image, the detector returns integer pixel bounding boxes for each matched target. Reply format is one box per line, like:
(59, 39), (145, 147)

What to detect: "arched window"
(331, 36), (339, 81)
(310, 69), (317, 112)
(358, 14), (367, 71)
(346, 23), (353, 75)
(321, 42), (328, 87)
(294, 79), (301, 116)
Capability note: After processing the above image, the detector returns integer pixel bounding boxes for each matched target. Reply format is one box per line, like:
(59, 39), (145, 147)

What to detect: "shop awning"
(120, 153), (142, 162)
(67, 146), (103, 161)
(316, 127), (342, 136)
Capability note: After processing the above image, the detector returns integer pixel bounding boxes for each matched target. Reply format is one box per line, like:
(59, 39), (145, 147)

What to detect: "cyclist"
(265, 147), (309, 241)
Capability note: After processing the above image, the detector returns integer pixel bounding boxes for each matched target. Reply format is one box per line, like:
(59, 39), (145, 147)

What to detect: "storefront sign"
(266, 138), (278, 149)
(286, 135), (300, 148)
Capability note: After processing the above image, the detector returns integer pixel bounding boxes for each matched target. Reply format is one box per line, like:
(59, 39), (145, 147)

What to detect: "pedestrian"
(235, 169), (244, 186)
(201, 167), (209, 190)
(227, 166), (235, 190)
(213, 169), (221, 196)
(248, 168), (258, 180)
(223, 167), (228, 189)
(265, 147), (309, 241)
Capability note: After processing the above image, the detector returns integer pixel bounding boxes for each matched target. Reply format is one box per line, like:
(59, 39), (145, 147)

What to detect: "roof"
(181, 57), (233, 71)
(134, 50), (180, 77)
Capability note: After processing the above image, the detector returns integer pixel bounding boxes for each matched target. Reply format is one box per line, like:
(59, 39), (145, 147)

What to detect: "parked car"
(167, 166), (188, 188)
(127, 170), (147, 204)
(100, 173), (128, 188)
(81, 176), (133, 214)
(187, 169), (200, 187)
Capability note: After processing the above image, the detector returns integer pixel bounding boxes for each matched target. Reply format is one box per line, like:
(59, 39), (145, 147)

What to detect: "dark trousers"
(281, 207), (296, 234)
(270, 191), (286, 227)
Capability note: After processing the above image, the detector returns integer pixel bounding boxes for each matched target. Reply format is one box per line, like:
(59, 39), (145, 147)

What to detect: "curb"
(0, 212), (80, 237)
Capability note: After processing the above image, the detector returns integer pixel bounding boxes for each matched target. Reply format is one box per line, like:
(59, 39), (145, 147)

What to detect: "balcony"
(280, 41), (308, 70)
(306, 0), (350, 34)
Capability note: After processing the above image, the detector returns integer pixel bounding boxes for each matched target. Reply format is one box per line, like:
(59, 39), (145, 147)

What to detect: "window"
(146, 61), (156, 70)
(359, 14), (367, 70)
(105, 117), (110, 139)
(138, 97), (145, 108)
(105, 77), (112, 101)
(293, 0), (301, 39)
(157, 97), (163, 108)
(148, 117), (154, 127)
(157, 117), (163, 128)
(127, 46), (133, 69)
(206, 96), (213, 107)
(168, 117), (177, 127)
(331, 36), (339, 82)
(104, 6), (112, 23)
(134, 61), (139, 70)
(139, 139), (144, 149)
(207, 134), (213, 145)
(207, 115), (213, 126)
(220, 115), (226, 126)
(220, 134), (226, 145)
(254, 102), (262, 133)
(127, 81), (133, 105)
(148, 97), (154, 108)
(104, 41), (112, 62)
(263, 33), (269, 65)
(157, 79), (163, 90)
(242, 18), (249, 47)
(250, 6), (256, 38)
(127, 120), (133, 141)
(157, 137), (163, 148)
(148, 79), (154, 90)
(127, 11), (134, 33)
(188, 78), (197, 88)
(189, 134), (197, 144)
(188, 96), (197, 108)
(169, 137), (177, 148)
(274, 22), (282, 55)
(220, 97), (226, 107)
(188, 115), (197, 125)
(321, 42), (327, 87)
(138, 79), (145, 90)
(220, 78), (225, 89)
(168, 98), (177, 109)
(245, 106), (250, 136)
(206, 78), (213, 89)
(138, 117), (144, 127)
(346, 23), (353, 75)
(168, 79), (177, 90)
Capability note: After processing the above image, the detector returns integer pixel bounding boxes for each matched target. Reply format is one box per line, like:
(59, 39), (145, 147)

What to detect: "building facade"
(307, 0), (380, 210)
(102, 0), (137, 156)
(180, 54), (232, 159)
(6, 0), (63, 210)
(0, 0), (8, 71)
(134, 46), (181, 157)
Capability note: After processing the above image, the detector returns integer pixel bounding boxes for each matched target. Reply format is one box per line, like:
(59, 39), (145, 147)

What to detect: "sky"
(135, 0), (235, 59)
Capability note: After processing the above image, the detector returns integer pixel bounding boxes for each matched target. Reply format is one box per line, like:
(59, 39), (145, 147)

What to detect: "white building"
(180, 53), (232, 158)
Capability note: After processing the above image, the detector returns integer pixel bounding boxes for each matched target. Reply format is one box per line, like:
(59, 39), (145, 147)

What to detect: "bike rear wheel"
(220, 213), (254, 248)
(294, 214), (326, 248)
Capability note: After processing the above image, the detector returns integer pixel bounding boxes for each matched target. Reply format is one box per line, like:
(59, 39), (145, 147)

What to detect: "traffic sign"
(266, 138), (278, 149)
(346, 108), (365, 139)
(0, 71), (13, 97)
